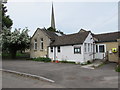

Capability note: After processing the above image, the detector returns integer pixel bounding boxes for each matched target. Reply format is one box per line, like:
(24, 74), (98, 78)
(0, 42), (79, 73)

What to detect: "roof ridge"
(59, 31), (90, 37)
(95, 31), (119, 36)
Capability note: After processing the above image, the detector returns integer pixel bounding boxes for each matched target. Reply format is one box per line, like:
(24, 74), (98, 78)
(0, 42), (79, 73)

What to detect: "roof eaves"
(50, 42), (83, 47)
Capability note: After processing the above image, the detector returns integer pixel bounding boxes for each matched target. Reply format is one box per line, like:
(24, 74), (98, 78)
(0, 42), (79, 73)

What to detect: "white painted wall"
(48, 32), (107, 63)
(83, 33), (94, 62)
(48, 32), (97, 63)
(49, 44), (84, 63)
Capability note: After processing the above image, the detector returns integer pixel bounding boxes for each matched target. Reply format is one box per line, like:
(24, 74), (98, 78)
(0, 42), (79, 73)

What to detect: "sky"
(6, 0), (118, 36)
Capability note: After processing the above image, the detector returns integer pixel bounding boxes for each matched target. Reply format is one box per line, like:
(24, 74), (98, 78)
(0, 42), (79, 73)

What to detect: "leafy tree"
(2, 4), (13, 28)
(0, 4), (2, 32)
(2, 27), (30, 58)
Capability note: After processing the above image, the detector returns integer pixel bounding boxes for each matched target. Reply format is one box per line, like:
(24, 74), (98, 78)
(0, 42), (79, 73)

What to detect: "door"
(95, 44), (106, 59)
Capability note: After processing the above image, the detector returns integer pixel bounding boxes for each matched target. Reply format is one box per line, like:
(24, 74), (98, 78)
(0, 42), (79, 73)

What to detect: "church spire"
(51, 2), (55, 29)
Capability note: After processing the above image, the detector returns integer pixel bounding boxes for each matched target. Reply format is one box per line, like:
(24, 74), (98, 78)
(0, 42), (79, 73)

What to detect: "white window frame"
(99, 45), (105, 53)
(40, 38), (43, 50)
(84, 43), (87, 53)
(57, 46), (61, 53)
(74, 46), (81, 54)
(51, 47), (53, 53)
(96, 44), (106, 53)
(88, 43), (90, 52)
(96, 45), (98, 53)
(34, 39), (37, 50)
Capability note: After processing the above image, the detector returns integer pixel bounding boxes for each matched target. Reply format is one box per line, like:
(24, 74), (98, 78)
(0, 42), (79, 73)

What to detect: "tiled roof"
(94, 31), (120, 43)
(31, 28), (58, 41)
(41, 29), (58, 40)
(50, 31), (90, 46)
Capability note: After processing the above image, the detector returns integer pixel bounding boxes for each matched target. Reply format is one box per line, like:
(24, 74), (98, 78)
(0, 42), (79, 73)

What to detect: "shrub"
(33, 57), (51, 62)
(81, 62), (87, 65)
(2, 52), (30, 59)
(87, 61), (92, 64)
(115, 65), (120, 72)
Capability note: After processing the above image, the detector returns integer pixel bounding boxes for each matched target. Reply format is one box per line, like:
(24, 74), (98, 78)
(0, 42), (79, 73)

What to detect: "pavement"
(2, 59), (119, 88)
(81, 59), (105, 69)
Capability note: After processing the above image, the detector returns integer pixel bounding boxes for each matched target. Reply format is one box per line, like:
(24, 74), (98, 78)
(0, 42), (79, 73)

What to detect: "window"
(51, 47), (53, 52)
(91, 44), (93, 52)
(84, 43), (87, 52)
(74, 47), (81, 54)
(57, 46), (60, 53)
(34, 39), (37, 50)
(89, 44), (91, 52)
(88, 44), (90, 52)
(40, 38), (43, 50)
(99, 45), (105, 53)
(96, 45), (98, 53)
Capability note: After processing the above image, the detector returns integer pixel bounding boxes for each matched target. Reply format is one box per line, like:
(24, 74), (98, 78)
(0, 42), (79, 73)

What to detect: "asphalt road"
(2, 60), (119, 88)
(2, 71), (64, 88)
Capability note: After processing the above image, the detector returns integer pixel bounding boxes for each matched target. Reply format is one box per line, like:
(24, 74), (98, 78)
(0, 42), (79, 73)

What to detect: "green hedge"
(60, 60), (75, 64)
(32, 57), (51, 62)
(2, 52), (30, 59)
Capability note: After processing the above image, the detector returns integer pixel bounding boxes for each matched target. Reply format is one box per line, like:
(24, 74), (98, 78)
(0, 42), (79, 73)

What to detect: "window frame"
(96, 44), (106, 53)
(99, 45), (105, 53)
(84, 43), (87, 53)
(57, 46), (61, 53)
(88, 43), (90, 52)
(51, 47), (53, 52)
(34, 39), (37, 50)
(74, 47), (81, 54)
(91, 44), (93, 52)
(96, 45), (98, 53)
(40, 38), (44, 50)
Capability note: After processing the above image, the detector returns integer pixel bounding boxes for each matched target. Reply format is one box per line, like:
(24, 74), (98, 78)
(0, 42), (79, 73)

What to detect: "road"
(2, 71), (64, 88)
(2, 60), (119, 88)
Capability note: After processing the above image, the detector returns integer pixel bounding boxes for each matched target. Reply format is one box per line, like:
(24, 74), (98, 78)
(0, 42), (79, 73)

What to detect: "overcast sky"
(6, 1), (118, 36)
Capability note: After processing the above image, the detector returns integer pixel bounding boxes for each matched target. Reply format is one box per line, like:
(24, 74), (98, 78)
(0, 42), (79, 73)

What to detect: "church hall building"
(30, 3), (120, 63)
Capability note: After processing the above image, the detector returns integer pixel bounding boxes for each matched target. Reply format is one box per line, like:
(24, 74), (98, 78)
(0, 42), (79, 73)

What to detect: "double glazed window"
(99, 45), (105, 52)
(74, 47), (81, 54)
(50, 46), (61, 53)
(96, 45), (105, 53)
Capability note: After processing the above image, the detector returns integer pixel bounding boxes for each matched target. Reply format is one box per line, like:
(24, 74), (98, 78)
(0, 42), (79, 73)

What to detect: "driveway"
(2, 60), (119, 88)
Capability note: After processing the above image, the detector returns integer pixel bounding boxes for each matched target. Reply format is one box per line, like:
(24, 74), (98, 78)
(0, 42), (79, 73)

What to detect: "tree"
(47, 27), (56, 32)
(2, 4), (13, 28)
(47, 27), (64, 35)
(2, 27), (30, 58)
